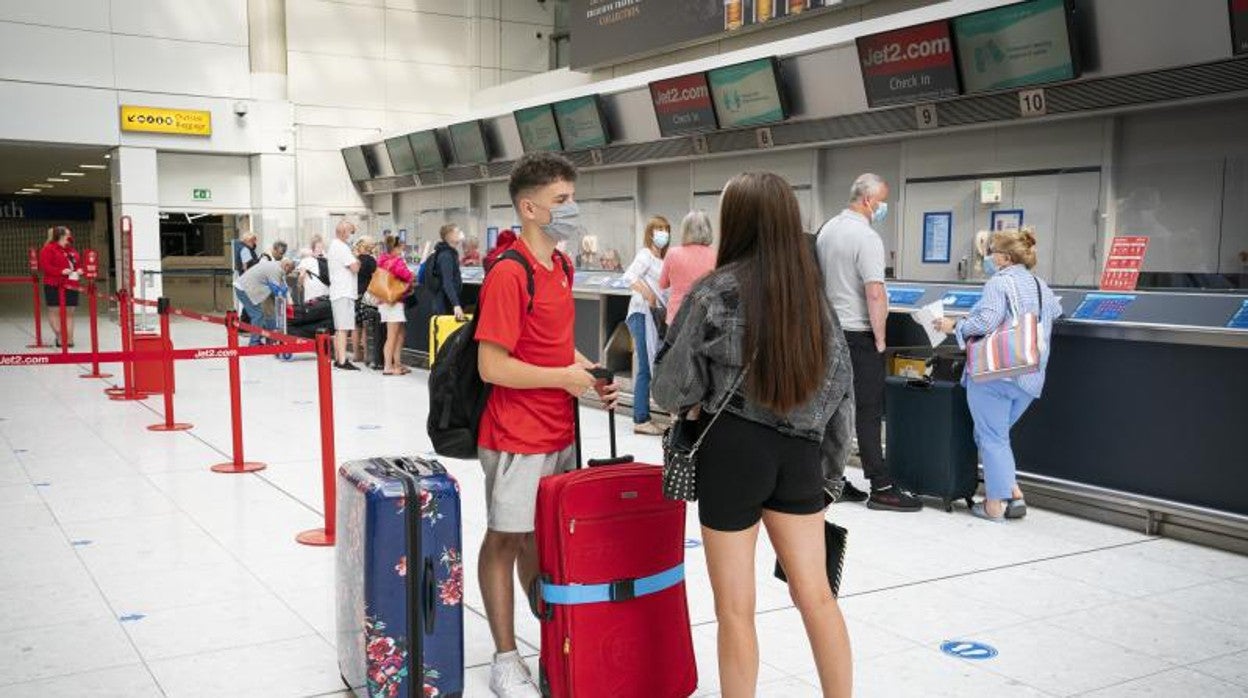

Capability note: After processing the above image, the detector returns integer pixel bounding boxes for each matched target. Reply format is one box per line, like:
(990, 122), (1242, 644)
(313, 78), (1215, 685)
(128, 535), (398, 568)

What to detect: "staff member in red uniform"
(38, 226), (81, 347)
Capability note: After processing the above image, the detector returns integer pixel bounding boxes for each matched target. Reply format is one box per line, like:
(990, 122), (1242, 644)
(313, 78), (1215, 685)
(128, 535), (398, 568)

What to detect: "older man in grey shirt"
(815, 173), (922, 512)
(233, 258), (295, 346)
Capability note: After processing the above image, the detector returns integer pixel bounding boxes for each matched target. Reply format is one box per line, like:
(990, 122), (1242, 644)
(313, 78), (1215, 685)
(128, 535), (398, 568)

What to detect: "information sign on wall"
(953, 0), (1078, 94)
(1099, 236), (1149, 292)
(120, 106), (212, 136)
(857, 21), (961, 108)
(922, 212), (952, 263)
(650, 73), (719, 137)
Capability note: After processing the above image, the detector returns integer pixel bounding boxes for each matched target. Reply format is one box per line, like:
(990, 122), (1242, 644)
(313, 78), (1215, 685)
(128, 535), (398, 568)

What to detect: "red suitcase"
(535, 404), (697, 698)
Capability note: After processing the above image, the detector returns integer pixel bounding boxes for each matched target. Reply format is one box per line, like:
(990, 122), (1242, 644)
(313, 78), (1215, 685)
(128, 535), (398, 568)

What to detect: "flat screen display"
(707, 58), (788, 129)
(342, 146), (373, 181)
(953, 0), (1078, 94)
(449, 121), (489, 165)
(515, 105), (563, 153)
(553, 96), (610, 150)
(385, 136), (418, 175)
(650, 73), (719, 137)
(1233, 0), (1248, 55)
(408, 130), (444, 172)
(857, 21), (961, 107)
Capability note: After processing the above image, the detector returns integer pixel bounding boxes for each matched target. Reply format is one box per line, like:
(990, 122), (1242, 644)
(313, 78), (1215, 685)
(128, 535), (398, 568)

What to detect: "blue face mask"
(536, 201), (581, 242)
(653, 230), (670, 249)
(982, 255), (999, 276)
(871, 201), (889, 224)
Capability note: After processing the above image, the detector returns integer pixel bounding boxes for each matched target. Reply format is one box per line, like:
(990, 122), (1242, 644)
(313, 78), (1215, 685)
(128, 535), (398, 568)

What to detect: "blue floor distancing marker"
(684, 538), (702, 549)
(940, 640), (998, 660)
(358, 424), (382, 431)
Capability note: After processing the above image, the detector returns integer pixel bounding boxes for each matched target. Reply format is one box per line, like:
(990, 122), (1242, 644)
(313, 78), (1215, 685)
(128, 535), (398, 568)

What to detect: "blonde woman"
(353, 235), (382, 369)
(934, 228), (1063, 521)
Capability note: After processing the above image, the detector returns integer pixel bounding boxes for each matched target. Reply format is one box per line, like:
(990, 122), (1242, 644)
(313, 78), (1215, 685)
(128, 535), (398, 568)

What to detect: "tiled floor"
(0, 316), (1245, 697)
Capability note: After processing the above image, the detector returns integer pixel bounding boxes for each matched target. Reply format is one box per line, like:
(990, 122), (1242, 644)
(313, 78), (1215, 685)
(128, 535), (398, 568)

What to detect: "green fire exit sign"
(192, 188), (212, 201)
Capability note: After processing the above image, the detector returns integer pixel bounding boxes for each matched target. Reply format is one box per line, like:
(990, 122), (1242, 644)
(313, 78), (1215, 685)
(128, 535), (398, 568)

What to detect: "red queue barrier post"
(211, 311), (266, 474)
(147, 298), (192, 432)
(106, 288), (145, 401)
(296, 330), (336, 547)
(57, 285), (68, 355)
(80, 251), (111, 379)
(26, 248), (45, 349)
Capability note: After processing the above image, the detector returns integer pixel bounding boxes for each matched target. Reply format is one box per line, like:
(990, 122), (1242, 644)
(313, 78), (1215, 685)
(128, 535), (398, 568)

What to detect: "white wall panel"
(692, 150), (814, 191)
(111, 0), (248, 46)
(289, 52), (388, 109)
(0, 0), (110, 32)
(386, 0), (471, 16)
(0, 81), (118, 145)
(499, 20), (548, 73)
(114, 37), (251, 98)
(116, 94), (294, 155)
(0, 22), (113, 88)
(287, 0), (384, 58)
(296, 105), (388, 129)
(385, 62), (471, 113)
(385, 9), (471, 64)
(500, 1), (554, 25)
(384, 111), (445, 133)
(298, 125), (383, 151)
(157, 153), (253, 209)
(299, 149), (367, 208)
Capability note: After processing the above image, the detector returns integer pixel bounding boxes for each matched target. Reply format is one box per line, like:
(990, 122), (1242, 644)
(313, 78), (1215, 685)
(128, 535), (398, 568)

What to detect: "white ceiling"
(0, 141), (112, 199)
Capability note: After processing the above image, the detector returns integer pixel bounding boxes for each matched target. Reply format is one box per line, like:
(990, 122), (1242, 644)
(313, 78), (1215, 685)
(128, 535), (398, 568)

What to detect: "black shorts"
(696, 411), (824, 532)
(44, 285), (79, 307)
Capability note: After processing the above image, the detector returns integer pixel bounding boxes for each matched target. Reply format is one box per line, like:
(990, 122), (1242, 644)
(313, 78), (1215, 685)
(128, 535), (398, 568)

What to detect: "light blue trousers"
(966, 379), (1035, 501)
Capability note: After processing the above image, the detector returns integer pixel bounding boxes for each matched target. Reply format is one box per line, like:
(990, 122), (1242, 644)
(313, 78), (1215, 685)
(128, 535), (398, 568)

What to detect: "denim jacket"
(651, 264), (853, 443)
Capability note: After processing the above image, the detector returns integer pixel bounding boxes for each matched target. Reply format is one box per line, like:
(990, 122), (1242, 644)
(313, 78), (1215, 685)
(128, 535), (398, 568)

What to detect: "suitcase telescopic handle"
(422, 557), (436, 635)
(577, 368), (634, 468)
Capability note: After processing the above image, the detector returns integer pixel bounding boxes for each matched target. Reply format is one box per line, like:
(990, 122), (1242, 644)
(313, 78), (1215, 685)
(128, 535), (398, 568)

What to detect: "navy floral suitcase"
(337, 457), (464, 698)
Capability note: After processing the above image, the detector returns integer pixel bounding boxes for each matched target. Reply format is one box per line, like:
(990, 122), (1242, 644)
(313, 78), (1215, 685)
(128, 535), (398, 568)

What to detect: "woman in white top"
(623, 215), (671, 435)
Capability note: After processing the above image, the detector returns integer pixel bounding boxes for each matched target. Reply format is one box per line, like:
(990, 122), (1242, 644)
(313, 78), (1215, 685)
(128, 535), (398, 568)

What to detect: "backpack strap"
(497, 249), (536, 313)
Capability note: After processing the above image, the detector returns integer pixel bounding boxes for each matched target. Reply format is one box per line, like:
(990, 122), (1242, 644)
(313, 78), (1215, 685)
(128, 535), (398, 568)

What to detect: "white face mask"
(653, 230), (670, 249)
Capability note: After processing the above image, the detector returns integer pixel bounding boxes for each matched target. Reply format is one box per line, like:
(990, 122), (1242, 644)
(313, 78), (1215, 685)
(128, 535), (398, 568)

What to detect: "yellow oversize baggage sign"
(120, 106), (212, 136)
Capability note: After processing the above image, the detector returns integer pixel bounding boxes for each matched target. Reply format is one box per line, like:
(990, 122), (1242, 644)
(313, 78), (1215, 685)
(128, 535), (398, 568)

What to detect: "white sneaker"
(489, 651), (540, 697)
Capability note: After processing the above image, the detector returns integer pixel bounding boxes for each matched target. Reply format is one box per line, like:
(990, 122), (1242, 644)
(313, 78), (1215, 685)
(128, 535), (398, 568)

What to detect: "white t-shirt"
(815, 209), (887, 332)
(622, 247), (665, 317)
(297, 256), (330, 301)
(327, 238), (358, 301)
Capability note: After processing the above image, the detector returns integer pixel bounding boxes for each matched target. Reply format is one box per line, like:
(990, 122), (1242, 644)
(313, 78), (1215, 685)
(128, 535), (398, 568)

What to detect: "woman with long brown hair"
(653, 172), (853, 697)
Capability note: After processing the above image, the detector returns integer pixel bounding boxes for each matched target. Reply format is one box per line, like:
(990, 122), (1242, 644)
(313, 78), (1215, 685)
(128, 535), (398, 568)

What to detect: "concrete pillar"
(110, 146), (163, 305)
(250, 153), (298, 253)
(248, 0), (288, 101)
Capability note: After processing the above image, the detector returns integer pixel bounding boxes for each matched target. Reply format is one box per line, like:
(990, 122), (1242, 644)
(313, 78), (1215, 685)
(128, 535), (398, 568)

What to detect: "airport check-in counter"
(884, 282), (1248, 549)
(413, 269), (636, 386)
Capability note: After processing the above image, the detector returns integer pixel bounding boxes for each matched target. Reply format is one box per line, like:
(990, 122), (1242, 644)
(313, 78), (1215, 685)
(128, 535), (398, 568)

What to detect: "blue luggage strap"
(540, 563), (685, 605)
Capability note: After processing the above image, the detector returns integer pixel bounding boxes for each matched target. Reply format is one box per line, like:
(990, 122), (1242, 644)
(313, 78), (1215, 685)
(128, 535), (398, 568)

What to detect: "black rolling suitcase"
(885, 376), (978, 512)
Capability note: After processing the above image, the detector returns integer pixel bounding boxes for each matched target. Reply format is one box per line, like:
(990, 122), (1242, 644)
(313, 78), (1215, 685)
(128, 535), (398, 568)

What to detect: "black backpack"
(309, 256), (330, 286)
(426, 249), (573, 459)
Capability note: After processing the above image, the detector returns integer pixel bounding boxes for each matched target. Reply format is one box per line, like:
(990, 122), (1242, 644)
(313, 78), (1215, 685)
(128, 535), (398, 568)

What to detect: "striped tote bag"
(966, 276), (1044, 383)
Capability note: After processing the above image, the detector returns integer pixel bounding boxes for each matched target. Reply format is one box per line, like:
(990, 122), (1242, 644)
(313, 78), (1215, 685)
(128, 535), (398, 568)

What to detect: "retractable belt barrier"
(1, 283), (340, 548)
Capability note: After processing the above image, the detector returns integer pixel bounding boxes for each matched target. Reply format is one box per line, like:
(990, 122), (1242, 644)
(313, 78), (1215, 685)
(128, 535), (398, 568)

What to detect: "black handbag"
(774, 521), (849, 597)
(661, 363), (750, 502)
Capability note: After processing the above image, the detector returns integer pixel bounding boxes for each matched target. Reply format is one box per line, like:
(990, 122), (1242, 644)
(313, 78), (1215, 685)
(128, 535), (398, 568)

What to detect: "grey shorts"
(331, 298), (356, 331)
(479, 445), (576, 533)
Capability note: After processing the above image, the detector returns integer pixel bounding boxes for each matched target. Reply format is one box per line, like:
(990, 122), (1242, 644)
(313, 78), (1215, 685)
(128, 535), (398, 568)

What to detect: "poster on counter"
(922, 212), (952, 263)
(953, 0), (1078, 93)
(1099, 235), (1149, 291)
(857, 21), (961, 107)
(1232, 0), (1248, 55)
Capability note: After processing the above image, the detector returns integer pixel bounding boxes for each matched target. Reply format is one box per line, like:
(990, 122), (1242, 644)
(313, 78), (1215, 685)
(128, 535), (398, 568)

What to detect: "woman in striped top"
(934, 228), (1063, 522)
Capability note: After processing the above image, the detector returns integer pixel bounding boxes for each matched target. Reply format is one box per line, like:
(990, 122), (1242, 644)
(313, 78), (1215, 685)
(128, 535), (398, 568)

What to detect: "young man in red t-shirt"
(475, 153), (617, 697)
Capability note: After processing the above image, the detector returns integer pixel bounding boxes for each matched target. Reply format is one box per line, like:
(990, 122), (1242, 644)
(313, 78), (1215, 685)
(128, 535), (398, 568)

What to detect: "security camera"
(233, 101), (249, 118)
(277, 142), (288, 153)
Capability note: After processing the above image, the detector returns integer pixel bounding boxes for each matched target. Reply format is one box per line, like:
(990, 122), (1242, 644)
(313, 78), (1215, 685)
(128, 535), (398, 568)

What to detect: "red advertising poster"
(650, 73), (719, 137)
(1099, 236), (1149, 291)
(857, 20), (960, 107)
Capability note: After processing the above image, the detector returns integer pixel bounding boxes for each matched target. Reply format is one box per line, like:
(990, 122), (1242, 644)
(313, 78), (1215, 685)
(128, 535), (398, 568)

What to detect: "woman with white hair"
(658, 210), (716, 324)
